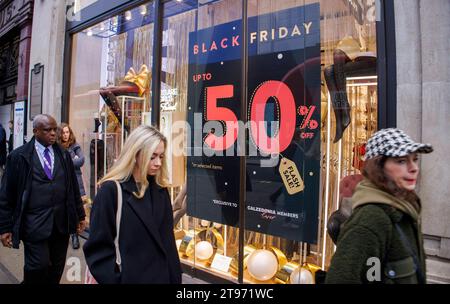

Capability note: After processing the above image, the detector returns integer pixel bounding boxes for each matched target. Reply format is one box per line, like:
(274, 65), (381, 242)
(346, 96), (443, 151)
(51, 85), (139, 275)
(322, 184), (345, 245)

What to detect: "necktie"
(43, 148), (53, 180)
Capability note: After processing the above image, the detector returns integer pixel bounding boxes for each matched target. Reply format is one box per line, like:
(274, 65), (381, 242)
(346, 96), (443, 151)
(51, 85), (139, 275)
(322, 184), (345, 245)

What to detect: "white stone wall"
(27, 0), (67, 136)
(395, 0), (450, 283)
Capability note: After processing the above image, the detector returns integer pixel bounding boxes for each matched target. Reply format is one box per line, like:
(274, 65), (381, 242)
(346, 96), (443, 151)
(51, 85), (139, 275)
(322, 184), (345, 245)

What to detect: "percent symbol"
(298, 106), (318, 130)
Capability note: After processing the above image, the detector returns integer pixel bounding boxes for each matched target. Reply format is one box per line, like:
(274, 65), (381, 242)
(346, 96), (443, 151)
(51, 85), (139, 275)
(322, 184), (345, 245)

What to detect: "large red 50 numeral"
(204, 85), (239, 151)
(204, 81), (296, 154)
(250, 81), (296, 154)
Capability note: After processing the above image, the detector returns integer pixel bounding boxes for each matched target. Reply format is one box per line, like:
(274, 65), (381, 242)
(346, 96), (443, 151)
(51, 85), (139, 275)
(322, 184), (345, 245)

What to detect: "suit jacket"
(83, 177), (182, 284)
(0, 137), (85, 248)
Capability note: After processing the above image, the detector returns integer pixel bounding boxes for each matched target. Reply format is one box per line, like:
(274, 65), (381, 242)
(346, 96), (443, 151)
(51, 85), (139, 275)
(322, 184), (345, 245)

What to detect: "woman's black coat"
(83, 177), (182, 284)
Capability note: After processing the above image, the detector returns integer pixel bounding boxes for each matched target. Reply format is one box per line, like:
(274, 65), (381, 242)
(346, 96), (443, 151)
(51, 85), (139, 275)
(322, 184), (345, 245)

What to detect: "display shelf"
(116, 95), (147, 149)
(180, 256), (238, 283)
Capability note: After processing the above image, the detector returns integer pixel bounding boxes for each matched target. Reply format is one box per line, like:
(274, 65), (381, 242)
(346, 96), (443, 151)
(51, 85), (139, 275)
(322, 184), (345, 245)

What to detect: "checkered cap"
(365, 128), (433, 160)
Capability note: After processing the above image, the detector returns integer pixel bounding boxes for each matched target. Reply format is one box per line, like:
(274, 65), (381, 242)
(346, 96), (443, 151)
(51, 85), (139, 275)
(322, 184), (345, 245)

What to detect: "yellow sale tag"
(279, 157), (305, 195)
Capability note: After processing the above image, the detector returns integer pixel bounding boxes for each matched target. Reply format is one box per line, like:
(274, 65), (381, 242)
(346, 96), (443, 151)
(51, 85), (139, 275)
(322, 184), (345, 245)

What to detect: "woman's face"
(62, 127), (70, 143)
(384, 153), (419, 191)
(147, 141), (165, 176)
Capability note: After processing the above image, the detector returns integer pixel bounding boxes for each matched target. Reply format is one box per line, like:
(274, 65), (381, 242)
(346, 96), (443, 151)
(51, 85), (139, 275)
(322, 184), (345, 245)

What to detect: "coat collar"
(121, 176), (167, 255)
(19, 137), (65, 165)
(352, 178), (420, 222)
(121, 175), (164, 194)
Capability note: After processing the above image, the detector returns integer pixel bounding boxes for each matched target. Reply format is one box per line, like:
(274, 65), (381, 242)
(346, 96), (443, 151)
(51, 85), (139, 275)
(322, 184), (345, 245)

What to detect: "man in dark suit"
(0, 114), (86, 284)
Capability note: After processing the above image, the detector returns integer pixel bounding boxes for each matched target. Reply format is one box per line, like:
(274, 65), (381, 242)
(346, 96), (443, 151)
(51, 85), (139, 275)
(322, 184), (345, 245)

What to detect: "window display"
(68, 0), (379, 283)
(164, 0), (378, 283)
(99, 65), (150, 134)
(68, 2), (155, 225)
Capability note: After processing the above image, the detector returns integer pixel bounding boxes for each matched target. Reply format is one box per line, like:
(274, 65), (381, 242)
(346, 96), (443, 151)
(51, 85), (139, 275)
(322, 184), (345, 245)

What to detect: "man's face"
(34, 118), (58, 147)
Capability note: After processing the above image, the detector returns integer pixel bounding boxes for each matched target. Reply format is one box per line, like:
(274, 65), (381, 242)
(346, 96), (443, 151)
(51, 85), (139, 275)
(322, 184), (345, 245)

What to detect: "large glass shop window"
(169, 0), (378, 284)
(68, 2), (155, 227)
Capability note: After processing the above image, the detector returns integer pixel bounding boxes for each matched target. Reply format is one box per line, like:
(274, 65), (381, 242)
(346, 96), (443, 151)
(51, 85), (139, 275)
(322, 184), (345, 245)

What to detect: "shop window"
(69, 0), (378, 283)
(68, 2), (155, 227)
(165, 0), (378, 284)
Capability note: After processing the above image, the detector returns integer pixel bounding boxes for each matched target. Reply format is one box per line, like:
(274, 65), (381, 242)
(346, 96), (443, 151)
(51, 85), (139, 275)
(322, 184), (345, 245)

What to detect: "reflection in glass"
(69, 2), (155, 228)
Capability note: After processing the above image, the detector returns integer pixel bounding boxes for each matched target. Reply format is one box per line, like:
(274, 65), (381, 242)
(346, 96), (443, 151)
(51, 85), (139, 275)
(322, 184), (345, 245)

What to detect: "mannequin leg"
(331, 49), (351, 143)
(324, 64), (351, 143)
(99, 83), (139, 132)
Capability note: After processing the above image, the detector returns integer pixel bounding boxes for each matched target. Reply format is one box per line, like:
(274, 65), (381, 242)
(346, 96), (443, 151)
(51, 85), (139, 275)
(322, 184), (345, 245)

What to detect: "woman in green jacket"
(326, 128), (433, 284)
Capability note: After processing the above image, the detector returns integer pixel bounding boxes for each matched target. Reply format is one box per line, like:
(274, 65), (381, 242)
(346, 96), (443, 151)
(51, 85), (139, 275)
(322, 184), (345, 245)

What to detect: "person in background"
(83, 125), (181, 284)
(0, 114), (86, 284)
(7, 120), (13, 154)
(0, 123), (6, 179)
(326, 128), (433, 284)
(58, 123), (86, 250)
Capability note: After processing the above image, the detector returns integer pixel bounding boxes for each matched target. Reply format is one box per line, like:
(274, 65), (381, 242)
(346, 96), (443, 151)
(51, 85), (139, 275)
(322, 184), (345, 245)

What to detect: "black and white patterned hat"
(365, 128), (433, 160)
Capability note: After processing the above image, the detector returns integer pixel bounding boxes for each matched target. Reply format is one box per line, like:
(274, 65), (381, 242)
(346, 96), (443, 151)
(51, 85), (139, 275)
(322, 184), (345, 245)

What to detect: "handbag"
(84, 181), (123, 284)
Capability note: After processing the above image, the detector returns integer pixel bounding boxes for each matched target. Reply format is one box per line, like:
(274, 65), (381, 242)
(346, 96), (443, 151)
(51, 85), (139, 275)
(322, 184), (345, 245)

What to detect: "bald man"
(0, 114), (86, 284)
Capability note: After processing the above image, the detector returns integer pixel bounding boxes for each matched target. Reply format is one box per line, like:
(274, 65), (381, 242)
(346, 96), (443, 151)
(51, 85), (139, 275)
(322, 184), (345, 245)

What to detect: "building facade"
(394, 0), (450, 284)
(0, 0), (33, 149)
(26, 0), (450, 283)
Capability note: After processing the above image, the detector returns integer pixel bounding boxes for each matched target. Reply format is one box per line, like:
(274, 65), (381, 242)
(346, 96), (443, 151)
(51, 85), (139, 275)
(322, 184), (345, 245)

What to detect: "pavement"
(0, 237), (207, 284)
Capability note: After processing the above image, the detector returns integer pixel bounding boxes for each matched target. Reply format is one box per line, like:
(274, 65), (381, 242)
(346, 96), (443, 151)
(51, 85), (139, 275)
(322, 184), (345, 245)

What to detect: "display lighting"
(290, 267), (314, 284)
(86, 29), (93, 36)
(247, 250), (279, 281)
(140, 5), (147, 15)
(195, 241), (214, 260)
(125, 11), (132, 21)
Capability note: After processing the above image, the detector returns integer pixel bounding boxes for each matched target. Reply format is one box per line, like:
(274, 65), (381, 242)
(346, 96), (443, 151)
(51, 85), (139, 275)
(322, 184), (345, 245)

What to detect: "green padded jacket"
(325, 179), (426, 284)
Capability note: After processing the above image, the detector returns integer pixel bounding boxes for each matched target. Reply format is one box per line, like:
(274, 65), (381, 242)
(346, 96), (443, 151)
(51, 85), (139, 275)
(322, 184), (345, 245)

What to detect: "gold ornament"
(230, 245), (257, 273)
(303, 263), (322, 277)
(178, 228), (224, 263)
(275, 261), (299, 284)
(269, 246), (288, 270)
(275, 262), (321, 284)
(122, 64), (151, 96)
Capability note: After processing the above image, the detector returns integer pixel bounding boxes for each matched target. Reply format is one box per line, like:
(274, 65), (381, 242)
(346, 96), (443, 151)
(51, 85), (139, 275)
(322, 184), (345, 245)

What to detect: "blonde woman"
(83, 125), (181, 284)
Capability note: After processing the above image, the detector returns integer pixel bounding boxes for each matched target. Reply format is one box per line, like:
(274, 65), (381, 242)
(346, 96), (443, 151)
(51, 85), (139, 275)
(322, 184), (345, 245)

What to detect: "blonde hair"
(99, 125), (169, 198)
